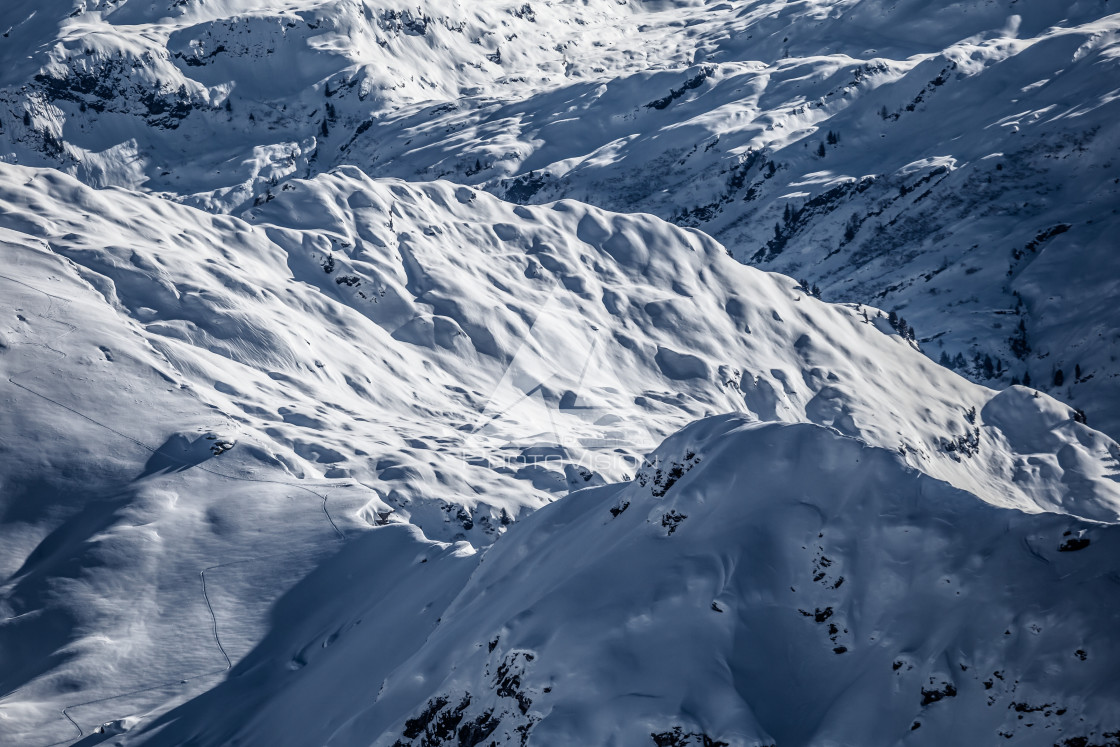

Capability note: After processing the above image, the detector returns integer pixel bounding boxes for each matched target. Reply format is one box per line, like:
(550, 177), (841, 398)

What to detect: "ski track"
(0, 272), (352, 745)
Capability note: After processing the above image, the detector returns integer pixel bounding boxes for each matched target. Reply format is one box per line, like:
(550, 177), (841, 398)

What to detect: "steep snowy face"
(125, 416), (1120, 747)
(2, 161), (1119, 743)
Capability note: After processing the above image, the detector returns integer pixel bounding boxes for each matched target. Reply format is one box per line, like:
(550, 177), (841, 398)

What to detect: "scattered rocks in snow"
(205, 435), (235, 455)
(660, 510), (687, 535)
(650, 726), (730, 747)
(920, 680), (958, 706)
(638, 450), (702, 498)
(1060, 536), (1091, 552)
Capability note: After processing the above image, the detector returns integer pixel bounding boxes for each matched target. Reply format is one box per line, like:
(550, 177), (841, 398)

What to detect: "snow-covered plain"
(0, 0), (1119, 744)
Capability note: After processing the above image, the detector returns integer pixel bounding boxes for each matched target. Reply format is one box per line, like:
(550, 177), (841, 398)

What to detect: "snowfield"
(135, 416), (1120, 747)
(2, 0), (1119, 433)
(0, 0), (1118, 744)
(2, 161), (1118, 744)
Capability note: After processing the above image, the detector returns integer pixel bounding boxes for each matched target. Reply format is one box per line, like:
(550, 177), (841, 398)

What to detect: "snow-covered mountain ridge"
(2, 159), (1119, 744)
(1, 0), (1120, 744)
(132, 415), (1120, 747)
(2, 0), (1119, 432)
(5, 161), (1117, 531)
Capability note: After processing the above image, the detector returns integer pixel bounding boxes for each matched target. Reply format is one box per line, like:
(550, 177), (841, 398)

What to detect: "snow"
(0, 0), (1118, 744)
(3, 0), (1118, 436)
(1, 158), (1119, 744)
(129, 416), (1120, 746)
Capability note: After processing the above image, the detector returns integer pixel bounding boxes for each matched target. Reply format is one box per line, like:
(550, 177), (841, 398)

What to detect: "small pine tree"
(1009, 318), (1030, 359)
(23, 111), (30, 127)
(1075, 363), (1082, 381)
(1023, 371), (1032, 387)
(843, 214), (859, 243)
(817, 142), (827, 158)
(826, 130), (838, 145)
(320, 119), (329, 137)
(225, 98), (232, 112)
(1053, 368), (1064, 387)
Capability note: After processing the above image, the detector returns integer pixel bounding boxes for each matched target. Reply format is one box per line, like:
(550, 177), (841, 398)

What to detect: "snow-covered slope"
(1, 160), (1119, 743)
(3, 0), (1119, 433)
(128, 415), (1120, 746)
(5, 161), (1117, 534)
(1, 1), (1119, 743)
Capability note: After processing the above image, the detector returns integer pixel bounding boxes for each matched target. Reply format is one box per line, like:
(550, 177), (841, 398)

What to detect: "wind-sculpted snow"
(2, 0), (1119, 434)
(1, 159), (1119, 743)
(128, 416), (1120, 746)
